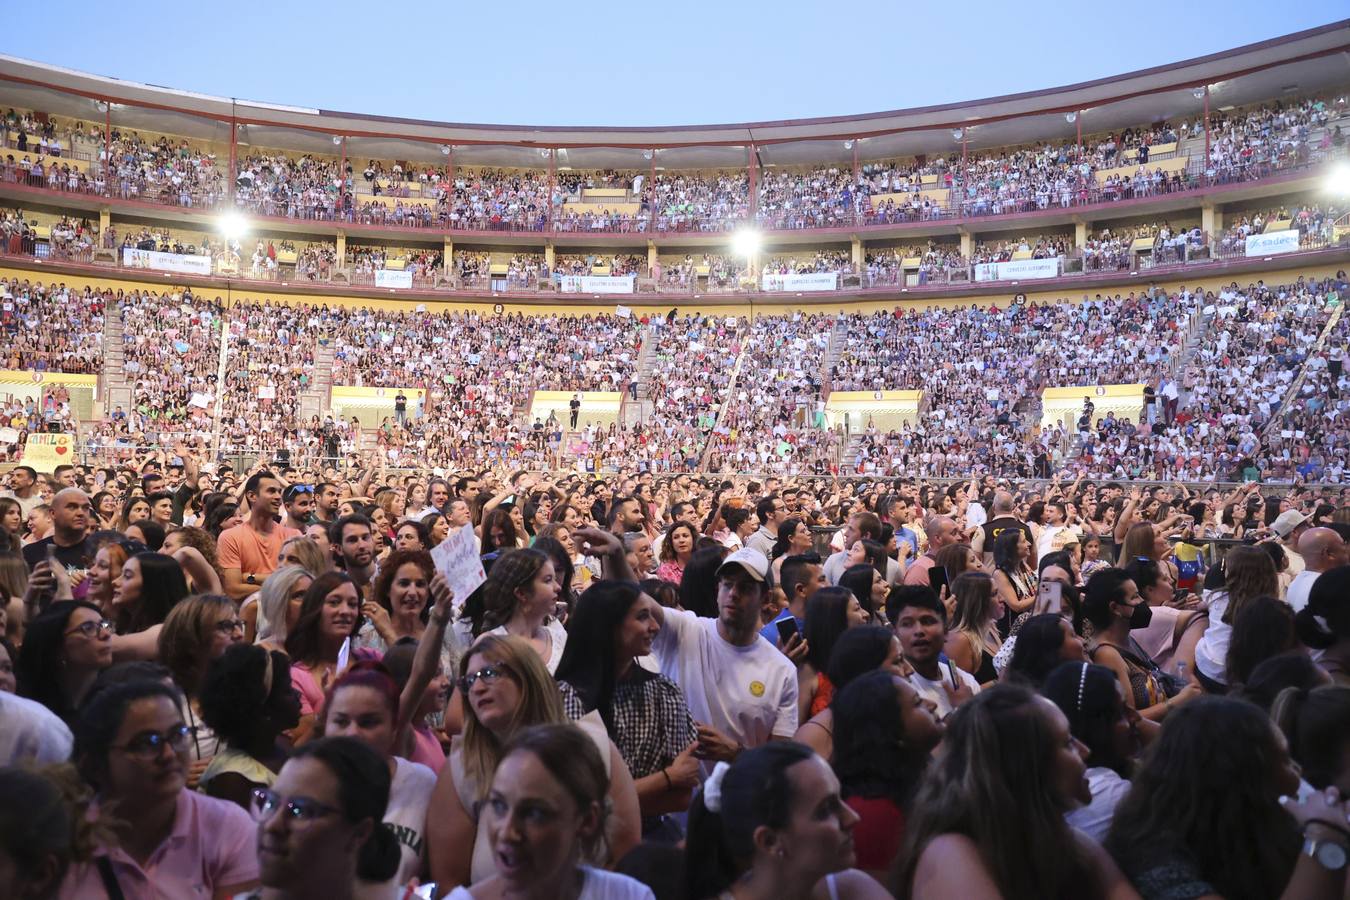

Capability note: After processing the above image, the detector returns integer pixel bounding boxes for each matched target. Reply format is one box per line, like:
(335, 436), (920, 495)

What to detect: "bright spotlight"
(1328, 162), (1350, 196)
(1065, 112), (1077, 124)
(1193, 87), (1207, 100)
(951, 128), (964, 141)
(732, 228), (762, 258)
(217, 210), (248, 241)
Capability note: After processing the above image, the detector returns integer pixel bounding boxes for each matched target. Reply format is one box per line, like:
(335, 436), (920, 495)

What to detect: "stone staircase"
(99, 298), (133, 419)
(621, 326), (658, 427)
(299, 340), (334, 424)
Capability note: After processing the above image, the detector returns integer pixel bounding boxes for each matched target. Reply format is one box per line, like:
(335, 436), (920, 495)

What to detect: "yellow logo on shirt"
(749, 681), (765, 697)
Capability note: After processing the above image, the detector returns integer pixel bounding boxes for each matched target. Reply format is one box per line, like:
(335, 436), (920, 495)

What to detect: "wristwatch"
(245, 573), (258, 586)
(1303, 836), (1349, 871)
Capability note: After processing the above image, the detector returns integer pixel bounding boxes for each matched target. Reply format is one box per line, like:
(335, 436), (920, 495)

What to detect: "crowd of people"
(2, 450), (1350, 899)
(3, 94), (1343, 239)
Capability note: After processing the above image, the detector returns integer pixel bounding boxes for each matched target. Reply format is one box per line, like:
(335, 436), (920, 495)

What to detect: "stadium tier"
(0, 27), (1347, 484)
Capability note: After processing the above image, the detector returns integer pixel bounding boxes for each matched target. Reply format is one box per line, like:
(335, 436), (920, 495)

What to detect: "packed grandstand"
(2, 20), (1350, 900)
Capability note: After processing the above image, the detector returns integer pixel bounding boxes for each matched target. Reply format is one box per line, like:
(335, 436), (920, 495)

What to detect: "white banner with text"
(560, 275), (635, 294)
(760, 272), (839, 292)
(121, 247), (213, 276)
(1244, 229), (1300, 257)
(973, 257), (1061, 282)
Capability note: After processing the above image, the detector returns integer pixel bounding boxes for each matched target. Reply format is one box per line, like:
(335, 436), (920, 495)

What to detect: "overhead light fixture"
(843, 140), (854, 150)
(1192, 87), (1207, 100)
(440, 145), (451, 155)
(952, 129), (964, 141)
(643, 150), (654, 160)
(1327, 161), (1350, 196)
(217, 210), (248, 241)
(732, 228), (762, 258)
(332, 135), (342, 146)
(1065, 112), (1077, 124)
(540, 149), (552, 159)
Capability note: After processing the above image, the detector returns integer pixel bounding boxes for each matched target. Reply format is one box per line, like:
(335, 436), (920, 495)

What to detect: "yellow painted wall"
(529, 390), (621, 428)
(825, 390), (922, 432)
(1041, 384), (1145, 433)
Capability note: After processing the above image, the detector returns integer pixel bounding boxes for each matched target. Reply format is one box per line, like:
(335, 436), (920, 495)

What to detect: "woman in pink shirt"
(62, 679), (259, 898)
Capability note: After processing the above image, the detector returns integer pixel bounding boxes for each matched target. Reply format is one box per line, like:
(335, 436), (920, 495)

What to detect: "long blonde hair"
(949, 571), (1000, 657)
(458, 634), (565, 800)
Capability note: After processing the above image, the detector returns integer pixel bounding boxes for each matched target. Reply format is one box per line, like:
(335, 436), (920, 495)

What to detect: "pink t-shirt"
(61, 789), (257, 898)
(409, 723), (446, 774)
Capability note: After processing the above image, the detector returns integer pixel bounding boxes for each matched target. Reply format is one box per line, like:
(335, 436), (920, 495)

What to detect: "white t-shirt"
(1065, 766), (1131, 843)
(0, 691), (73, 765)
(355, 756), (436, 900)
(486, 618), (568, 675)
(1287, 569), (1319, 614)
(445, 867), (655, 900)
(652, 608), (798, 753)
(907, 663), (981, 720)
(1193, 590), (1231, 683)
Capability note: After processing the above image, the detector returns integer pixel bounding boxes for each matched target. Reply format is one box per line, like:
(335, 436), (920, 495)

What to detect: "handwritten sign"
(20, 433), (74, 472)
(431, 523), (487, 606)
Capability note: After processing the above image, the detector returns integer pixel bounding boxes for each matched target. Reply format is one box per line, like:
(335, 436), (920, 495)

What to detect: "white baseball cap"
(716, 547), (769, 583)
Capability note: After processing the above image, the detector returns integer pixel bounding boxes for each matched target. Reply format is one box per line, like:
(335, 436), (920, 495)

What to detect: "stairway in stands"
(98, 299), (133, 421)
(300, 340), (335, 425)
(620, 326), (657, 428)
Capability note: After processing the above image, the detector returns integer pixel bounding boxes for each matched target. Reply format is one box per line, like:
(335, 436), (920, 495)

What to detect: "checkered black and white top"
(558, 668), (698, 781)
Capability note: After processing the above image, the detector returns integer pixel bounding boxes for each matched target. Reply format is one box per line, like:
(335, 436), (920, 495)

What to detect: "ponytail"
(356, 822), (402, 883)
(1294, 606), (1336, 650)
(684, 786), (741, 900)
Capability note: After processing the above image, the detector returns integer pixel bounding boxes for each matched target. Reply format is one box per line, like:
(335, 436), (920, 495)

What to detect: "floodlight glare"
(732, 228), (762, 258)
(1327, 162), (1350, 196)
(218, 210), (248, 241)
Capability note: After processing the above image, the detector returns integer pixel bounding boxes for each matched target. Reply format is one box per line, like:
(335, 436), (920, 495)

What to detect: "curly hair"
(370, 548), (434, 621)
(199, 643), (293, 746)
(832, 670), (929, 808)
(166, 526), (218, 574)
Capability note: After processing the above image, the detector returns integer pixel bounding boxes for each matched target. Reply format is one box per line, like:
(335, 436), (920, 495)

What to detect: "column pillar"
(98, 207), (110, 234)
(1074, 221), (1087, 250)
(1202, 86), (1211, 182)
(747, 144), (758, 222)
(546, 149), (556, 230)
(545, 241), (555, 271)
(228, 118), (237, 207)
(103, 102), (111, 177)
(1201, 204), (1221, 239)
(958, 228), (972, 258)
(443, 236), (454, 275)
(647, 239), (658, 275)
(336, 231), (346, 269)
(337, 136), (346, 215)
(851, 236), (863, 271)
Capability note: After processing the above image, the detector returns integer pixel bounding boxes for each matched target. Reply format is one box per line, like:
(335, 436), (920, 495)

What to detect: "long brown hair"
(458, 635), (565, 800)
(1219, 545), (1279, 625)
(896, 684), (1102, 899)
(478, 548), (549, 635)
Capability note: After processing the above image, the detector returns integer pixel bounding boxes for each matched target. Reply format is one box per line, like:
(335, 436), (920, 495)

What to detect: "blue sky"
(4, 1), (1346, 127)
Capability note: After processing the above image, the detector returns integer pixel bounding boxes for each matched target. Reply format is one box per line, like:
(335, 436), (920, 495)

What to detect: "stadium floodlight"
(643, 150), (654, 160)
(1193, 87), (1207, 100)
(332, 135), (342, 146)
(1328, 161), (1350, 196)
(732, 228), (762, 258)
(1065, 112), (1077, 124)
(217, 210), (248, 241)
(843, 140), (854, 150)
(441, 145), (452, 155)
(540, 149), (552, 159)
(951, 129), (964, 141)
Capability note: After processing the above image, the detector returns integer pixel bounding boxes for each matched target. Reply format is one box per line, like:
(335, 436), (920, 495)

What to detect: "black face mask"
(1127, 600), (1153, 630)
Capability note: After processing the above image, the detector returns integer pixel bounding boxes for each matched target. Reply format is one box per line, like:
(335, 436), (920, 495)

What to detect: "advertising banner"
(374, 269), (414, 289)
(560, 275), (635, 294)
(1244, 229), (1300, 257)
(122, 247), (212, 275)
(973, 257), (1060, 282)
(760, 272), (839, 292)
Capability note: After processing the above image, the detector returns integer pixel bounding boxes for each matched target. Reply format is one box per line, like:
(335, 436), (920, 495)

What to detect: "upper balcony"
(0, 22), (1348, 288)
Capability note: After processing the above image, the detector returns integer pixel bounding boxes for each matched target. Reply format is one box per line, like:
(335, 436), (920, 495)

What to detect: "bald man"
(903, 515), (960, 586)
(1288, 527), (1349, 614)
(22, 489), (96, 587)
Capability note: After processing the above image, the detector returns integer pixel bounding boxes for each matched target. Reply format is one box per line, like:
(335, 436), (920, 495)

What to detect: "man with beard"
(218, 471), (300, 601)
(330, 513), (377, 601)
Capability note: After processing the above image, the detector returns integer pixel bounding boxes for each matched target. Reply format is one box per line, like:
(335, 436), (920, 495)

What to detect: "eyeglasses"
(65, 619), (113, 639)
(250, 788), (340, 827)
(113, 724), (195, 758)
(214, 618), (246, 635)
(459, 664), (512, 695)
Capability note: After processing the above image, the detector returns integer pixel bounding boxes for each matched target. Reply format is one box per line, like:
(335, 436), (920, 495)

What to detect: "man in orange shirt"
(217, 471), (300, 601)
